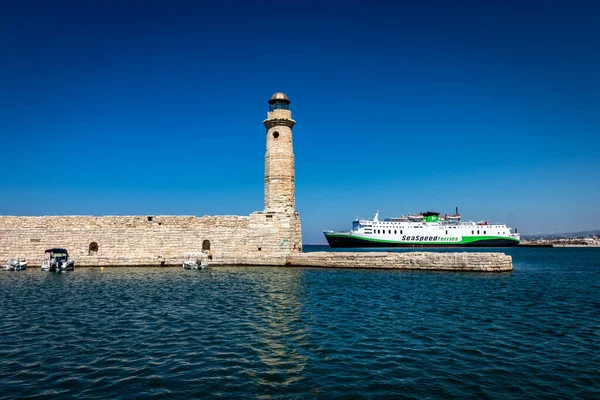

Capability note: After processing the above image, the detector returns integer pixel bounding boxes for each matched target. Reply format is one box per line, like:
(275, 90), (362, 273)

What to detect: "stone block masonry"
(212, 251), (512, 272)
(287, 252), (513, 272)
(0, 212), (302, 266)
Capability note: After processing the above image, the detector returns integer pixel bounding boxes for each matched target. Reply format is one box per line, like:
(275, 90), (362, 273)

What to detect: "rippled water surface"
(1, 247), (599, 398)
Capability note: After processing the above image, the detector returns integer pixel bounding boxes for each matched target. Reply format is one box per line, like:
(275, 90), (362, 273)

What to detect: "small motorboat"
(182, 252), (209, 270)
(1, 258), (28, 271)
(183, 260), (208, 270)
(41, 248), (75, 272)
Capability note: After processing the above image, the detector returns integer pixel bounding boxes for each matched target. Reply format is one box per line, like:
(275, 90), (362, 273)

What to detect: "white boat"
(1, 258), (28, 271)
(324, 208), (520, 248)
(182, 252), (209, 270)
(41, 248), (75, 272)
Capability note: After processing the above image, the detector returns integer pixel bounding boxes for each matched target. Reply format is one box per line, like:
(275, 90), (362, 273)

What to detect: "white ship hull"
(325, 212), (520, 248)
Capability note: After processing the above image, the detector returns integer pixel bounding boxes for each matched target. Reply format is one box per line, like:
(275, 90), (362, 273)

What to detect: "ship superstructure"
(324, 210), (520, 248)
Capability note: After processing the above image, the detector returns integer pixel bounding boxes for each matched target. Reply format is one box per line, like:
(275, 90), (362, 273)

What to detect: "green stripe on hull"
(324, 233), (519, 246)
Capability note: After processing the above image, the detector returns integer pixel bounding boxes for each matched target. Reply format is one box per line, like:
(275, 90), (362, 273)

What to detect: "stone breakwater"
(216, 252), (513, 272)
(8, 252), (510, 272)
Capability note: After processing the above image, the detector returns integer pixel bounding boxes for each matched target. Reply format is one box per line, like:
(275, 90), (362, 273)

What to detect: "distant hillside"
(522, 230), (600, 239)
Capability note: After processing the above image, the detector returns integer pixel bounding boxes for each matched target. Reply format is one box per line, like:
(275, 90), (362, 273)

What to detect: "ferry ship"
(324, 210), (520, 248)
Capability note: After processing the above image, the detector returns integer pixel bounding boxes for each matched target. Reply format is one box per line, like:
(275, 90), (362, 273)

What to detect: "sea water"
(0, 247), (599, 398)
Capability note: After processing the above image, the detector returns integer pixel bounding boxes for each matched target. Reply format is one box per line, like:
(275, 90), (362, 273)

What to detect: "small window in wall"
(484, 230), (486, 234)
(378, 230), (380, 234)
(472, 230), (474, 234)
(400, 230), (403, 234)
(147, 216), (154, 222)
(273, 131), (279, 139)
(394, 230), (397, 234)
(446, 230), (448, 234)
(388, 230), (391, 234)
(266, 215), (273, 220)
(202, 240), (211, 251)
(258, 247), (262, 252)
(477, 230), (480, 234)
(89, 242), (99, 255)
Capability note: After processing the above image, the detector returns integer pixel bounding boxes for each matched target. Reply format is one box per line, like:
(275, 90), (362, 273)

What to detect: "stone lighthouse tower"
(259, 92), (302, 255)
(263, 92), (296, 213)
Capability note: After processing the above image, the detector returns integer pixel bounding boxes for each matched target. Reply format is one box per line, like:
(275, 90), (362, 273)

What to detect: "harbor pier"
(215, 251), (513, 272)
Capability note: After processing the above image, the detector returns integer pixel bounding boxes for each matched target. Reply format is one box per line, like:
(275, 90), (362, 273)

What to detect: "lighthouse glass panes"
(269, 101), (290, 111)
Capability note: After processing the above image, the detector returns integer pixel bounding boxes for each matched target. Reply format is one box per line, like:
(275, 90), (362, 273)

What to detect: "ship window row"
(370, 226), (504, 232)
(367, 229), (507, 236)
(371, 223), (504, 228)
(367, 225), (497, 229)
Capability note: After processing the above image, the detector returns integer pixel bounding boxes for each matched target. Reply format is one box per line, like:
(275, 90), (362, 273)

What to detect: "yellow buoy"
(100, 267), (104, 271)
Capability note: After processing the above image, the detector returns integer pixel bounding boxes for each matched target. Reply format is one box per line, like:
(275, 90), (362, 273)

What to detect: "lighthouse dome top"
(268, 92), (290, 103)
(268, 92), (291, 111)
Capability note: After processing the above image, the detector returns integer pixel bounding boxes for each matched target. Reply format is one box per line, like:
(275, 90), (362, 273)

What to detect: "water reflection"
(246, 269), (309, 393)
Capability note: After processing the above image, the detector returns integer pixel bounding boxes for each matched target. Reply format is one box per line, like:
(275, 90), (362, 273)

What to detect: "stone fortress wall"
(0, 212), (301, 266)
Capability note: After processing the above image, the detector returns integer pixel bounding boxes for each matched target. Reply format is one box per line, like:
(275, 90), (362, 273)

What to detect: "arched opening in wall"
(272, 131), (279, 139)
(89, 242), (99, 255)
(202, 240), (211, 252)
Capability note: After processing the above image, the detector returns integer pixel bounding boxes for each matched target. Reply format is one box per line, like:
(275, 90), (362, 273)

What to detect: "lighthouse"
(263, 92), (296, 213)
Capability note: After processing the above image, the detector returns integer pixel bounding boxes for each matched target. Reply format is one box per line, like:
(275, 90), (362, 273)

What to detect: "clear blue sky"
(1, 0), (598, 243)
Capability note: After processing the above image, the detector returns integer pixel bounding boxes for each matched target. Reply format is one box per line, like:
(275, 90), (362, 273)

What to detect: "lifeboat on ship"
(408, 214), (424, 220)
(446, 214), (461, 220)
